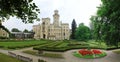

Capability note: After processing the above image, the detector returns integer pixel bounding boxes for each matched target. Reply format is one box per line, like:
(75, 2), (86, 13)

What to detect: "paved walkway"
(10, 47), (64, 62)
(0, 49), (9, 54)
(0, 48), (120, 62)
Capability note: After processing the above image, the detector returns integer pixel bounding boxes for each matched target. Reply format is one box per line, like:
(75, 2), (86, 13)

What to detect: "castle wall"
(33, 10), (70, 40)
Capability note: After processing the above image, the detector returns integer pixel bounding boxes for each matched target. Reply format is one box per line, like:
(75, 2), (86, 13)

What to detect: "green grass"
(23, 50), (64, 58)
(23, 50), (38, 56)
(0, 53), (24, 62)
(113, 50), (120, 54)
(33, 40), (108, 52)
(41, 53), (63, 58)
(87, 40), (107, 48)
(73, 51), (107, 59)
(0, 40), (48, 49)
(0, 39), (112, 51)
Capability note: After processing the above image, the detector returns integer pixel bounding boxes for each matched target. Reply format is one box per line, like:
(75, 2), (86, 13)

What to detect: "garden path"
(0, 49), (9, 54)
(0, 48), (120, 62)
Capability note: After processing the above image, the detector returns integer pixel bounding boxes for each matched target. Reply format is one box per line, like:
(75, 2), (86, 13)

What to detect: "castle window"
(64, 33), (65, 36)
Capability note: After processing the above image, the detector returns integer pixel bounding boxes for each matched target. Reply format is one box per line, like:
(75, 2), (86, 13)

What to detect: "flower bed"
(73, 49), (107, 58)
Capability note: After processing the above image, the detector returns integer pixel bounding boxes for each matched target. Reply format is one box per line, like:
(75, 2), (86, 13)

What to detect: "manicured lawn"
(0, 40), (48, 49)
(0, 53), (24, 62)
(33, 40), (107, 52)
(87, 40), (107, 48)
(0, 40), (113, 51)
(23, 50), (64, 58)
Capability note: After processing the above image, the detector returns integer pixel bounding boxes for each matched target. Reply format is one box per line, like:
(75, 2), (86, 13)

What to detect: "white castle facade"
(33, 10), (70, 40)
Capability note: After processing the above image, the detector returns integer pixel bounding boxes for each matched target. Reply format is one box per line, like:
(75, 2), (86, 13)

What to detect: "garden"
(73, 49), (107, 58)
(0, 40), (119, 51)
(0, 40), (48, 49)
(0, 40), (120, 59)
(33, 40), (109, 52)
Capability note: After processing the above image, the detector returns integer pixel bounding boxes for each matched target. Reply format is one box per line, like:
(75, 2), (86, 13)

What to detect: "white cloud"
(2, 0), (101, 31)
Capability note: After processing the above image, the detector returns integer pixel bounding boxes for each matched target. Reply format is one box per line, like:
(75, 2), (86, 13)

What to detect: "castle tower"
(53, 10), (59, 27)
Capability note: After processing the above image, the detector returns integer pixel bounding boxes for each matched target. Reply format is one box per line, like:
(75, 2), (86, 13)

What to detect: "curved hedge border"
(33, 46), (106, 52)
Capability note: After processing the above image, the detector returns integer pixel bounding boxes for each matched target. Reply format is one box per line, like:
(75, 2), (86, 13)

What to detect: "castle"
(33, 10), (70, 40)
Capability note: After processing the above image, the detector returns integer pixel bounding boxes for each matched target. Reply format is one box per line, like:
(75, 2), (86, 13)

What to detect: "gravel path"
(0, 48), (120, 62)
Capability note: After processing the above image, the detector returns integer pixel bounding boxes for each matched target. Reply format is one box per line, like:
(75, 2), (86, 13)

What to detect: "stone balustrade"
(8, 51), (33, 62)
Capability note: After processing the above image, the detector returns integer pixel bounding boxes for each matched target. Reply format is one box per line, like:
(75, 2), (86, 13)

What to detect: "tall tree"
(75, 23), (91, 41)
(0, 0), (40, 24)
(11, 28), (21, 32)
(23, 29), (29, 33)
(71, 19), (77, 39)
(91, 0), (120, 47)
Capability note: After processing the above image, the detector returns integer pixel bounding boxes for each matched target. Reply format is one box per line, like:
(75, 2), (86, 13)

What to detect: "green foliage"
(0, 0), (40, 23)
(91, 0), (120, 47)
(89, 17), (96, 39)
(0, 40), (48, 49)
(71, 19), (77, 39)
(1, 40), (118, 51)
(23, 29), (29, 33)
(75, 23), (91, 41)
(33, 40), (107, 52)
(11, 28), (21, 32)
(23, 50), (63, 58)
(40, 53), (63, 58)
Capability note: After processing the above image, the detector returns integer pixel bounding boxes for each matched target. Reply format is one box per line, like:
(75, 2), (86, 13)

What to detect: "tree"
(89, 16), (99, 40)
(23, 29), (29, 33)
(71, 19), (77, 39)
(91, 0), (120, 47)
(0, 0), (40, 23)
(75, 23), (91, 41)
(11, 28), (21, 32)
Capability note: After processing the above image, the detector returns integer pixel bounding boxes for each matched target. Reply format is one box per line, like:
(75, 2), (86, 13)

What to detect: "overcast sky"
(3, 0), (101, 31)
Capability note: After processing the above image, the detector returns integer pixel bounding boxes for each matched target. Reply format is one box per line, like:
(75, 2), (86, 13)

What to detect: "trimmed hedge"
(33, 45), (106, 52)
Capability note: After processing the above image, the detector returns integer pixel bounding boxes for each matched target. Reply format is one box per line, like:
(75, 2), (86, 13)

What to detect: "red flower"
(78, 49), (102, 56)
(92, 49), (102, 54)
(78, 49), (93, 56)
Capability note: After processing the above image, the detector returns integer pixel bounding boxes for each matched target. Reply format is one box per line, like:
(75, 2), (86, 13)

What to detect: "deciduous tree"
(75, 23), (91, 41)
(11, 28), (21, 32)
(0, 0), (40, 24)
(91, 0), (120, 47)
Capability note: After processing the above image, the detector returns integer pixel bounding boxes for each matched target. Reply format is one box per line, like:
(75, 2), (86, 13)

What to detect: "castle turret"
(53, 10), (59, 27)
